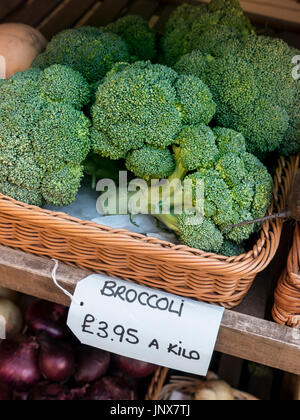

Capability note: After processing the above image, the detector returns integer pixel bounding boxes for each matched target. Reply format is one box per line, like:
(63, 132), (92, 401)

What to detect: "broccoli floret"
(216, 153), (247, 187)
(186, 170), (233, 225)
(174, 75), (216, 125)
(0, 65), (91, 207)
(41, 165), (84, 206)
(174, 34), (299, 156)
(177, 215), (224, 253)
(38, 64), (91, 109)
(224, 208), (255, 243)
(104, 15), (156, 61)
(161, 0), (253, 65)
(91, 61), (216, 165)
(0, 70), (42, 104)
(185, 26), (245, 59)
(220, 240), (245, 257)
(174, 125), (218, 172)
(126, 147), (175, 181)
(32, 27), (131, 83)
(32, 102), (90, 171)
(8, 155), (43, 191)
(213, 127), (246, 156)
(0, 181), (43, 207)
(160, 3), (208, 66)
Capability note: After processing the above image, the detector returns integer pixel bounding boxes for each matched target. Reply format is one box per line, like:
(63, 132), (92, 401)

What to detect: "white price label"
(0, 315), (6, 339)
(67, 275), (224, 376)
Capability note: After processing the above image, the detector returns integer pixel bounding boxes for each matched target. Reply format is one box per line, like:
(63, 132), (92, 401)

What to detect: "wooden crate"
(1, 0), (299, 39)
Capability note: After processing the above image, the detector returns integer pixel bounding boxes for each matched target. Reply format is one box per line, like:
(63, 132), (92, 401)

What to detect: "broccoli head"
(91, 61), (216, 180)
(174, 34), (300, 156)
(103, 15), (156, 61)
(160, 0), (253, 65)
(32, 27), (131, 83)
(143, 127), (272, 254)
(0, 65), (91, 206)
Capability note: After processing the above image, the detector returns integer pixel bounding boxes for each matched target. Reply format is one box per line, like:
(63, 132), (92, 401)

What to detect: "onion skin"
(0, 23), (47, 78)
(0, 298), (23, 338)
(38, 334), (75, 383)
(74, 345), (111, 385)
(0, 383), (11, 400)
(0, 337), (41, 389)
(85, 377), (137, 401)
(113, 354), (157, 378)
(26, 300), (67, 340)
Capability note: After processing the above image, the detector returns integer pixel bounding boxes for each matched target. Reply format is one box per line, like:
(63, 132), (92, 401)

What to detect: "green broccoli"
(174, 34), (299, 156)
(220, 240), (245, 257)
(32, 27), (131, 83)
(100, 122), (272, 254)
(91, 61), (216, 180)
(103, 15), (156, 61)
(38, 64), (91, 109)
(153, 129), (271, 253)
(126, 147), (175, 181)
(160, 0), (253, 65)
(0, 65), (91, 206)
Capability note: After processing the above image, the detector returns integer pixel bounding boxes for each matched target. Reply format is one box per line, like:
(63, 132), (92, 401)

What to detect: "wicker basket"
(146, 368), (259, 401)
(273, 222), (300, 328)
(0, 155), (297, 308)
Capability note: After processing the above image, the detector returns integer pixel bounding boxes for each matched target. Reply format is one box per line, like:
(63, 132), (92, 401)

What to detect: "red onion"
(26, 300), (67, 339)
(0, 337), (41, 389)
(113, 354), (157, 378)
(29, 382), (69, 401)
(74, 345), (110, 385)
(85, 377), (137, 401)
(110, 368), (138, 392)
(0, 383), (11, 400)
(38, 334), (75, 383)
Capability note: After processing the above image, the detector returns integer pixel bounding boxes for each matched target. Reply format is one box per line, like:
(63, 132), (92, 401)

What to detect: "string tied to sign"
(51, 259), (82, 306)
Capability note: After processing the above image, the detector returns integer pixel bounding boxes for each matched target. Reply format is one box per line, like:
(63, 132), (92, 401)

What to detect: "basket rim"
(155, 372), (259, 401)
(0, 154), (298, 274)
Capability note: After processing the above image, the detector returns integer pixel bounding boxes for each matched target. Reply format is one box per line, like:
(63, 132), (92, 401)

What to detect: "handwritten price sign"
(67, 275), (224, 376)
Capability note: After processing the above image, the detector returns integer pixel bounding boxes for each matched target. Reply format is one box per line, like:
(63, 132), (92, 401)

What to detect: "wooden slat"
(37, 0), (97, 39)
(0, 244), (299, 375)
(216, 311), (300, 375)
(4, 0), (62, 26)
(161, 0), (299, 10)
(128, 0), (160, 19)
(0, 0), (25, 21)
(241, 0), (300, 26)
(82, 0), (130, 27)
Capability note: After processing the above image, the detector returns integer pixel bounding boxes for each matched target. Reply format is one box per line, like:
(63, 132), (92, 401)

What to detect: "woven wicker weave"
(147, 369), (259, 400)
(273, 222), (300, 328)
(0, 155), (297, 308)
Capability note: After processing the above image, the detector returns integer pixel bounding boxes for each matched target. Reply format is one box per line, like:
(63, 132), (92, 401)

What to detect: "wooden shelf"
(0, 244), (299, 376)
(0, 0), (299, 397)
